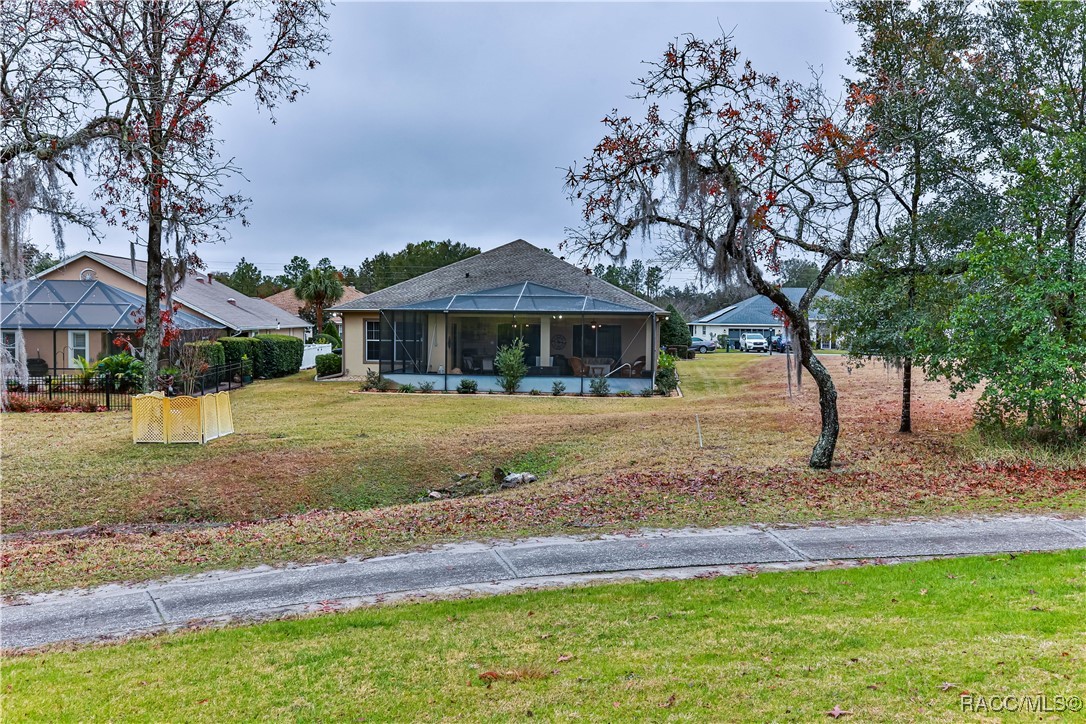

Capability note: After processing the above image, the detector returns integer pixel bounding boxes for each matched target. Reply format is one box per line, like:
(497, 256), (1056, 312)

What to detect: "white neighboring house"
(690, 288), (842, 349)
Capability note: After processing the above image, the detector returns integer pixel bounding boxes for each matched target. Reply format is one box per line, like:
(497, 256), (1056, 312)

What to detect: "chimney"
(207, 273), (213, 285)
(227, 297), (237, 306)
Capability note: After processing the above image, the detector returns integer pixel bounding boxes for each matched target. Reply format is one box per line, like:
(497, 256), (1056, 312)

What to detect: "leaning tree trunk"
(795, 324), (839, 469)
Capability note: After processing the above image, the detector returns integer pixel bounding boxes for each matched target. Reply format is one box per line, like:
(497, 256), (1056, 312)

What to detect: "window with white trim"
(79, 268), (97, 281)
(365, 320), (381, 362)
(68, 330), (89, 367)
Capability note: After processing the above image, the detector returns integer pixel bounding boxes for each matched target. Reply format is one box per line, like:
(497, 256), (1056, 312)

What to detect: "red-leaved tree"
(566, 35), (885, 468)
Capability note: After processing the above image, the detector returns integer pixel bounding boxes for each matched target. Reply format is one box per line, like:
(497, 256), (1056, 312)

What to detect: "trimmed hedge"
(252, 334), (304, 378)
(315, 353), (341, 377)
(183, 341), (225, 368)
(219, 337), (262, 368)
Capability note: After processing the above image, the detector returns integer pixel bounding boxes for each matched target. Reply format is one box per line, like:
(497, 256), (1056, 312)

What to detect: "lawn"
(2, 353), (1084, 594)
(4, 551), (1083, 721)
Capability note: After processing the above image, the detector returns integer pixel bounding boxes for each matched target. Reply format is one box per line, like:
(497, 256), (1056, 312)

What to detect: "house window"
(365, 320), (381, 362)
(573, 324), (621, 360)
(68, 330), (88, 367)
(2, 331), (15, 360)
(79, 268), (98, 281)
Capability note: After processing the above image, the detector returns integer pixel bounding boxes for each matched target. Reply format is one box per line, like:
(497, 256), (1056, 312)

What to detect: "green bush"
(313, 333), (339, 346)
(661, 304), (692, 347)
(495, 338), (527, 394)
(252, 334), (304, 378)
(589, 377), (611, 397)
(361, 369), (382, 391)
(183, 340), (225, 368)
(219, 337), (262, 369)
(315, 353), (341, 377)
(639, 387), (655, 397)
(398, 383), (415, 393)
(418, 381), (435, 393)
(321, 321), (341, 346)
(551, 380), (566, 396)
(457, 378), (478, 394)
(655, 352), (679, 394)
(616, 389), (633, 397)
(95, 353), (145, 391)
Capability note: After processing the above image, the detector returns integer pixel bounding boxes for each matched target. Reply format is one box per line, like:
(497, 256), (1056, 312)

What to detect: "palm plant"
(294, 268), (345, 334)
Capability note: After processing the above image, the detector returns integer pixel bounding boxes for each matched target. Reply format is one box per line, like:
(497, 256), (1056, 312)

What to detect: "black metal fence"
(4, 362), (252, 412)
(3, 374), (136, 411)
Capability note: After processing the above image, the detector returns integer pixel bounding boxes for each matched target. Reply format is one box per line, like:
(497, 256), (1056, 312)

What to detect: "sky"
(36, 1), (860, 286)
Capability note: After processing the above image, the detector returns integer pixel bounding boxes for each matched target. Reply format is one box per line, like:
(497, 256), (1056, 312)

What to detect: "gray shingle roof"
(331, 240), (663, 314)
(38, 252), (311, 332)
(2, 279), (218, 331)
(692, 288), (840, 326)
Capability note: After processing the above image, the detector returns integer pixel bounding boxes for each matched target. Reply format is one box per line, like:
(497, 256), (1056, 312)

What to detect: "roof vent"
(465, 272), (470, 278)
(227, 297), (237, 306)
(195, 276), (205, 283)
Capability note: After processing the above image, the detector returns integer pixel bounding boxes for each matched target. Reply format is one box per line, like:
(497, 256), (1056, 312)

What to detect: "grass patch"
(4, 551), (1083, 721)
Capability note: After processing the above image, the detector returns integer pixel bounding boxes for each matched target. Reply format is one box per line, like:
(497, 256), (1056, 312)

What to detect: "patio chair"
(570, 357), (585, 376)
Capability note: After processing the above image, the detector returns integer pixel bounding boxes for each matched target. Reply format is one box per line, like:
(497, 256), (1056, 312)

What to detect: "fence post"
(105, 380), (111, 410)
(48, 376), (53, 400)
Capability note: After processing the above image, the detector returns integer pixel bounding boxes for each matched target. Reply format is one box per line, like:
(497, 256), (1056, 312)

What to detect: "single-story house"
(263, 285), (367, 331)
(330, 239), (666, 393)
(35, 251), (311, 339)
(1, 278), (218, 373)
(690, 287), (842, 349)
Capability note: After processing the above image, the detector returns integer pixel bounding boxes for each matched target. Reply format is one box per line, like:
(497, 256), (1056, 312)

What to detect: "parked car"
(739, 333), (769, 352)
(689, 336), (718, 353)
(770, 335), (792, 353)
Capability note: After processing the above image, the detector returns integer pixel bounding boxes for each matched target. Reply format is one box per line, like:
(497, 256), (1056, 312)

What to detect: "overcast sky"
(38, 2), (859, 285)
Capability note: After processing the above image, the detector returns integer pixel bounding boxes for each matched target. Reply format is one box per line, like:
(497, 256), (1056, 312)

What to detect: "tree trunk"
(141, 3), (166, 393)
(141, 212), (163, 391)
(797, 335), (839, 469)
(899, 358), (912, 433)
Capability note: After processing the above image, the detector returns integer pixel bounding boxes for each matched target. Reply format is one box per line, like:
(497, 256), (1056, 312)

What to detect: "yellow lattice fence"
(132, 392), (235, 444)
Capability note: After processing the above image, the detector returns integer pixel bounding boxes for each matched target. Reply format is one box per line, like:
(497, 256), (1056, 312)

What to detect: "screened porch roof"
(386, 282), (649, 314)
(1, 279), (216, 331)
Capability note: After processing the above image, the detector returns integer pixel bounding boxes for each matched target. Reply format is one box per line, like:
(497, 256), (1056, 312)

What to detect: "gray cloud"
(34, 2), (859, 281)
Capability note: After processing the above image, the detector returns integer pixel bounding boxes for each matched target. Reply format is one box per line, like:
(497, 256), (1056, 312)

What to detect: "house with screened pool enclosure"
(330, 240), (667, 393)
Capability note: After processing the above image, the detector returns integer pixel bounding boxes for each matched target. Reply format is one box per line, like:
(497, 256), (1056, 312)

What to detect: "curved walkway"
(3, 514), (1084, 650)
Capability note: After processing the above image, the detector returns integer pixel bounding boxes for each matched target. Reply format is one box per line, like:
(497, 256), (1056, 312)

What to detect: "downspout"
(650, 312), (657, 390)
(443, 310), (449, 392)
(579, 312), (585, 396)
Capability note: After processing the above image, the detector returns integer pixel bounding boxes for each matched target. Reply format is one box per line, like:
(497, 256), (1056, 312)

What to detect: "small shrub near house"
(590, 377), (611, 397)
(655, 352), (679, 395)
(494, 338), (527, 394)
(183, 340), (225, 368)
(315, 353), (341, 378)
(418, 381), (435, 393)
(457, 378), (478, 394)
(551, 380), (566, 396)
(321, 321), (341, 346)
(252, 334), (304, 378)
(398, 383), (415, 393)
(95, 352), (145, 391)
(361, 369), (382, 391)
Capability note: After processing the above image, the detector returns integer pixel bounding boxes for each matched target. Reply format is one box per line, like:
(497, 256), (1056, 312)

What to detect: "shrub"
(418, 381), (435, 393)
(528, 388), (541, 396)
(639, 387), (655, 397)
(379, 377), (400, 392)
(494, 338), (527, 394)
(183, 340), (225, 368)
(589, 377), (611, 397)
(398, 383), (415, 393)
(315, 353), (341, 377)
(321, 321), (341, 346)
(551, 380), (566, 396)
(616, 389), (633, 397)
(219, 337), (262, 370)
(661, 303), (692, 347)
(655, 352), (679, 394)
(313, 333), (339, 346)
(96, 352), (145, 391)
(361, 369), (382, 391)
(457, 378), (478, 394)
(252, 334), (304, 378)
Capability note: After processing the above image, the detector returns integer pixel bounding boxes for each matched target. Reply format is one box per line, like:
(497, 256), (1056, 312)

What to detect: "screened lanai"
(1, 279), (217, 372)
(376, 282), (659, 393)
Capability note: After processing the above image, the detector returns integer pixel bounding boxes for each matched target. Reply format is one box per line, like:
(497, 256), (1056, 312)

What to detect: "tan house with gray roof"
(35, 251), (311, 339)
(330, 239), (665, 394)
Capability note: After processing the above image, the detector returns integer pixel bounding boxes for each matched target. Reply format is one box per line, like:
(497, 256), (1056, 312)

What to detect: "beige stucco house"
(330, 239), (665, 394)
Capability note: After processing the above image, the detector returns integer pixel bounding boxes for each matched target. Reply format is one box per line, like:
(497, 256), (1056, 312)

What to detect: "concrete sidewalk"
(3, 514), (1083, 650)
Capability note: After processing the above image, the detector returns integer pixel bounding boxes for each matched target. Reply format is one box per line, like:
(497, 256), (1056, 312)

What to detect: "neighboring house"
(263, 285), (366, 331)
(330, 239), (666, 393)
(35, 251), (311, 339)
(1, 279), (218, 373)
(690, 288), (842, 349)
